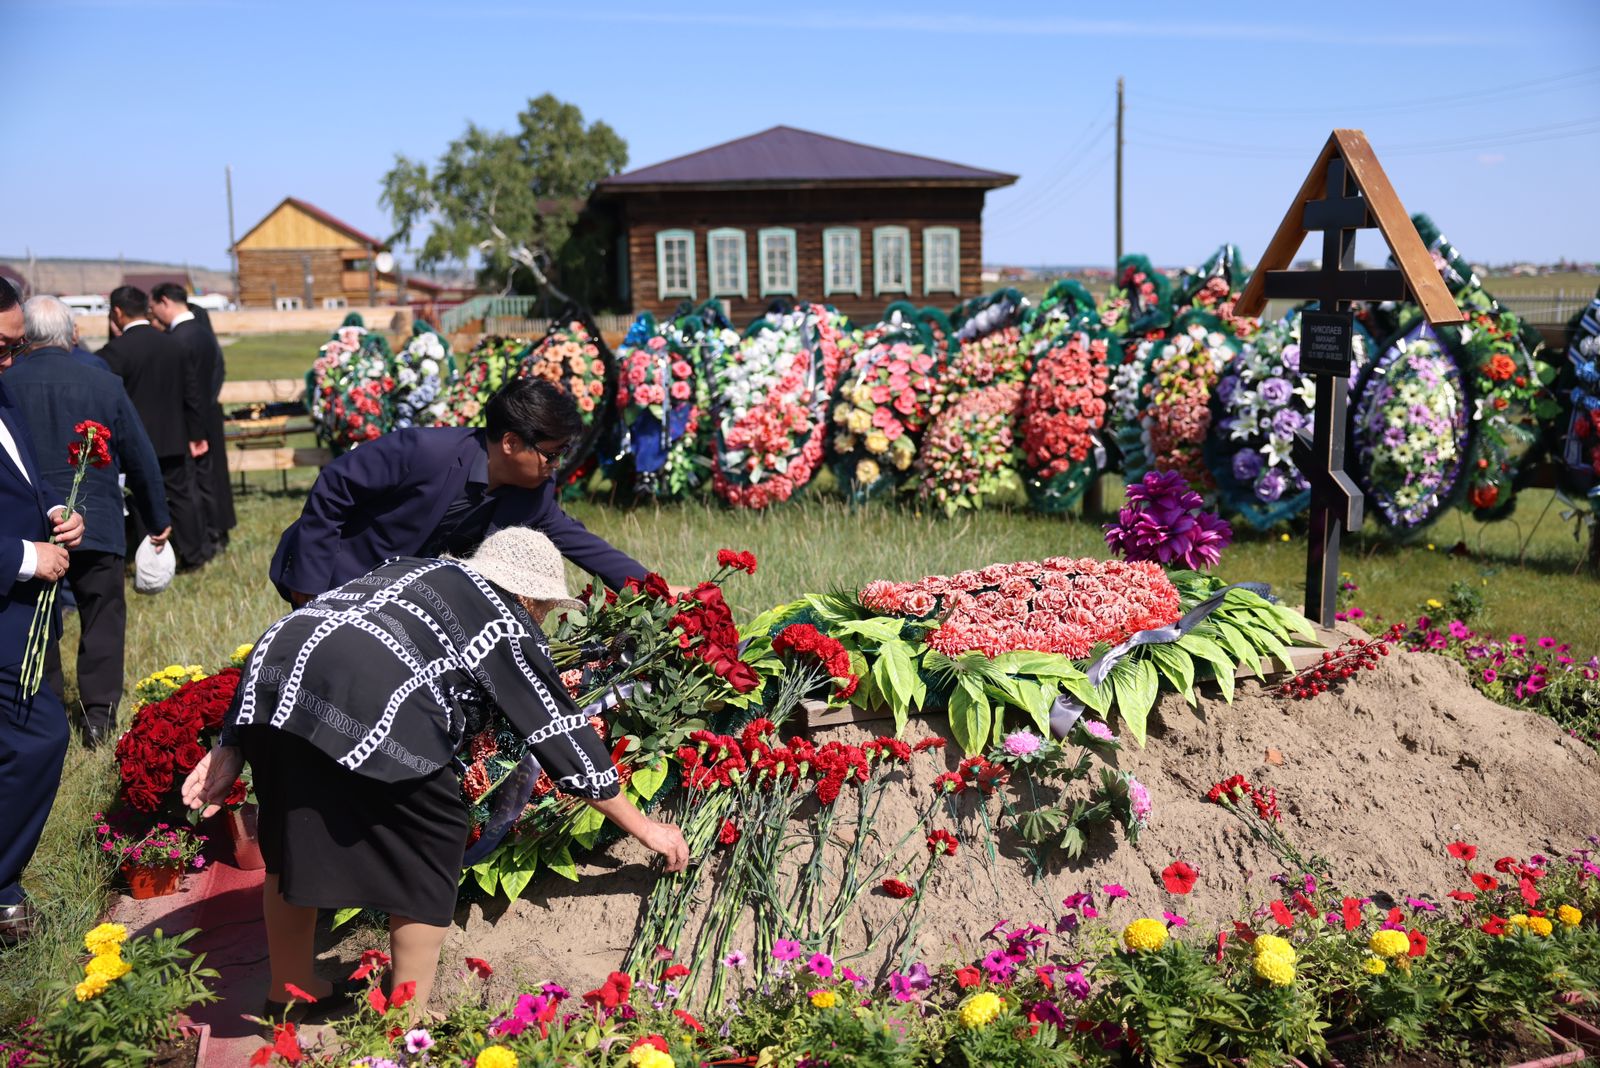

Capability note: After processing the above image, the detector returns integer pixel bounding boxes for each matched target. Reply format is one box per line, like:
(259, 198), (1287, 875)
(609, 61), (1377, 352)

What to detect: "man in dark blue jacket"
(271, 377), (651, 605)
(0, 278), (86, 948)
(13, 296), (172, 747)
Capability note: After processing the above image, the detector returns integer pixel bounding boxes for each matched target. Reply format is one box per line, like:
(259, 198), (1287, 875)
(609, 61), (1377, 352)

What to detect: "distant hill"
(0, 257), (233, 298)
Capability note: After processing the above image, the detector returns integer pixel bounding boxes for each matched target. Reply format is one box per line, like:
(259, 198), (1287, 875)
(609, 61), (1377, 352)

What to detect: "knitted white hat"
(458, 527), (583, 613)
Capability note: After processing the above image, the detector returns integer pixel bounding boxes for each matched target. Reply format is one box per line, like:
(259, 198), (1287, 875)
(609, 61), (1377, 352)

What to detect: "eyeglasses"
(0, 336), (28, 361)
(530, 440), (570, 465)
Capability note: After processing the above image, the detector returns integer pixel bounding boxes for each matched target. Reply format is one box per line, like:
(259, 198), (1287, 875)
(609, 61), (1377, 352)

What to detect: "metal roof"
(598, 126), (1016, 190)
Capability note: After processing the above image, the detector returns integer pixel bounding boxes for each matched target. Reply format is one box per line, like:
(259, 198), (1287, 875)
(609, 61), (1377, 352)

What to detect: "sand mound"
(340, 646), (1600, 1003)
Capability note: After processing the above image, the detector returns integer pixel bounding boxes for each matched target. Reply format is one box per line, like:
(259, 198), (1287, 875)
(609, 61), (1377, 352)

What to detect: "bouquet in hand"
(21, 420), (110, 696)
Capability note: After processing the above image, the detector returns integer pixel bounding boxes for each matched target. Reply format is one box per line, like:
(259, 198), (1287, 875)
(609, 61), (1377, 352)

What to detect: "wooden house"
(590, 127), (1016, 324)
(232, 197), (470, 309)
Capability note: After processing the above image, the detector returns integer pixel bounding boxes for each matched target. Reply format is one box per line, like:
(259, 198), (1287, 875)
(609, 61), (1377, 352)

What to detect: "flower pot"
(122, 863), (182, 899)
(150, 1022), (209, 1068)
(1555, 1012), (1600, 1057)
(227, 803), (265, 870)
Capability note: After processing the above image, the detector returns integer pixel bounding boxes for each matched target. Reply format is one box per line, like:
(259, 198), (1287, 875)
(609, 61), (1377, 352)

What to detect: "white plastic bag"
(133, 536), (175, 594)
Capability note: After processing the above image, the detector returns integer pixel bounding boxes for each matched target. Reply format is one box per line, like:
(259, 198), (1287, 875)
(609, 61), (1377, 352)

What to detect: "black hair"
(109, 285), (150, 318)
(150, 281), (189, 305)
(0, 277), (18, 313)
(484, 376), (583, 446)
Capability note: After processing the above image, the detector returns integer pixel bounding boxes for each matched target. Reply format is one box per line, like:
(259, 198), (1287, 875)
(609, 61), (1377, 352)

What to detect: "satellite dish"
(374, 251), (396, 274)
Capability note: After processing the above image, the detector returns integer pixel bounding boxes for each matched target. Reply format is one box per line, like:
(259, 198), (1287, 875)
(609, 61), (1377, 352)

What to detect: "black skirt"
(239, 726), (468, 926)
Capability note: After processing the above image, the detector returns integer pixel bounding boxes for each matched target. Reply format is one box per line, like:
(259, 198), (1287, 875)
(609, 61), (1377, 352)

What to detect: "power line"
(1125, 114), (1600, 159)
(985, 110), (1115, 220)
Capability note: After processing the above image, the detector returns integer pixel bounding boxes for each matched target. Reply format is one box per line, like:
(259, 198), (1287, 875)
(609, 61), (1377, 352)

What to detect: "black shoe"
(0, 901), (41, 949)
(81, 724), (110, 750)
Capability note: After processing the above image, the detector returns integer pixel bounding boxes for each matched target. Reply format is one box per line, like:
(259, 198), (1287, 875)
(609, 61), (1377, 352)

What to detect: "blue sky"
(8, 0), (1599, 273)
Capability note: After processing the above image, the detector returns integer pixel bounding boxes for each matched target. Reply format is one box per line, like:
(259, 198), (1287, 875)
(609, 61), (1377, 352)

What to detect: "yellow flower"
(1280, 533), (1290, 542)
(832, 403), (852, 425)
(850, 386), (874, 408)
(1363, 956), (1387, 975)
(833, 433), (856, 454)
(630, 1048), (674, 1068)
(84, 923), (127, 956)
(85, 954), (132, 983)
(1529, 917), (1554, 937)
(846, 409), (873, 434)
(1559, 905), (1583, 928)
(864, 432), (890, 455)
(958, 991), (1003, 1029)
(1426, 598), (1443, 610)
(1253, 953), (1296, 987)
(1510, 914), (1530, 929)
(1253, 934), (1296, 963)
(890, 441), (914, 470)
(855, 460), (881, 486)
(1369, 929), (1411, 959)
(230, 643), (255, 666)
(74, 974), (110, 1001)
(1426, 543), (1435, 551)
(476, 1048), (518, 1068)
(810, 989), (838, 1009)
(1122, 918), (1168, 953)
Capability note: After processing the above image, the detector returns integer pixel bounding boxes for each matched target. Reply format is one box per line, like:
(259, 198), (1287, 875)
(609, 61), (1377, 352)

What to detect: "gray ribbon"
(1048, 581), (1273, 739)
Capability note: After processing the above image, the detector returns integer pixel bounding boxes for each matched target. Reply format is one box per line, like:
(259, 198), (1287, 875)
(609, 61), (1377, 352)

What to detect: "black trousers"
(45, 550), (126, 732)
(159, 454), (210, 568)
(0, 663), (69, 906)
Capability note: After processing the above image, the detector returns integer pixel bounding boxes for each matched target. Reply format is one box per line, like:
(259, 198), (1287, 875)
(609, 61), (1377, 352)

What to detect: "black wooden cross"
(1262, 154), (1408, 629)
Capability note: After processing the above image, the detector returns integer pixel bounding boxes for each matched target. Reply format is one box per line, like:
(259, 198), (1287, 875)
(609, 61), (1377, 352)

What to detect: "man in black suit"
(0, 277), (86, 948)
(101, 286), (210, 569)
(151, 284), (235, 555)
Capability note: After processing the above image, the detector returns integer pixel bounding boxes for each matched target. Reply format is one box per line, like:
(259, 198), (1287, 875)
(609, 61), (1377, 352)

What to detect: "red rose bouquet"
(113, 669), (246, 820)
(1021, 327), (1117, 512)
(21, 419), (112, 697)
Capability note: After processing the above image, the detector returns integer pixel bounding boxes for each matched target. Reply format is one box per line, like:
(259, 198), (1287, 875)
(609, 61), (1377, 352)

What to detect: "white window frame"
(823, 227), (861, 297)
(923, 226), (961, 296)
(321, 296), (348, 309)
(707, 227), (748, 299)
(873, 225), (912, 296)
(655, 229), (696, 301)
(274, 296), (303, 311)
(757, 227), (797, 296)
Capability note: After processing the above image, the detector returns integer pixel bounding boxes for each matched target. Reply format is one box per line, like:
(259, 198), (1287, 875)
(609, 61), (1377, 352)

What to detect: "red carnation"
(926, 829), (959, 857)
(715, 548), (758, 575)
(718, 819), (740, 846)
(881, 878), (915, 899)
(1161, 860), (1198, 895)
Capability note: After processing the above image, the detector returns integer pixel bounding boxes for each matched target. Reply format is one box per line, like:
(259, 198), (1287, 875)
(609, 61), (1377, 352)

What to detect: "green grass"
(221, 332), (335, 383)
(2, 478), (1594, 1027)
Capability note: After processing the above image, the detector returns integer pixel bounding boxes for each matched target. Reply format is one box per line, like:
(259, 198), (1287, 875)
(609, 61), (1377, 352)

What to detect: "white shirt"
(0, 415), (64, 580)
(168, 311), (195, 330)
(121, 319), (151, 331)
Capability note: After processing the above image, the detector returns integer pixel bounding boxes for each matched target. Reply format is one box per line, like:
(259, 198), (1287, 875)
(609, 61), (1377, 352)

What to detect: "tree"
(380, 94), (627, 305)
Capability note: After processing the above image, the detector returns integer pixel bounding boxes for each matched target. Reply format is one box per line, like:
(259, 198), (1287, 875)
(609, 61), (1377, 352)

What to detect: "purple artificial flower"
(1129, 776), (1152, 823)
(1104, 471), (1233, 570)
(723, 950), (748, 969)
(888, 972), (917, 1002)
(1282, 344), (1301, 372)
(905, 962), (932, 991)
(403, 1029), (434, 1054)
(1163, 911), (1188, 928)
(1271, 408), (1306, 439)
(1254, 468), (1287, 503)
(981, 949), (1017, 983)
(1232, 448), (1263, 481)
(1258, 377), (1293, 406)
(1216, 374), (1241, 404)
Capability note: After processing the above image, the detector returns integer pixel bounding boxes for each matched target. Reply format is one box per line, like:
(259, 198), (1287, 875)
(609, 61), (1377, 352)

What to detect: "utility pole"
(225, 165), (239, 306)
(1114, 76), (1125, 269)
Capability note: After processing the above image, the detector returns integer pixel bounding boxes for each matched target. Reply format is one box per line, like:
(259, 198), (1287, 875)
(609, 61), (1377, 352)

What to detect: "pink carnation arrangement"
(859, 557), (1182, 659)
(711, 305), (846, 509)
(933, 326), (1027, 410)
(914, 382), (1023, 515)
(1140, 321), (1235, 493)
(1021, 330), (1113, 478)
(830, 338), (941, 497)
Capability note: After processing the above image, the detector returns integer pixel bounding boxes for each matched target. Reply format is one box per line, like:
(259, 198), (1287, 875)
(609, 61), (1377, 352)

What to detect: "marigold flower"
(1123, 918), (1168, 953)
(1558, 905), (1583, 928)
(1528, 917), (1554, 937)
(1363, 956), (1387, 976)
(474, 1047), (518, 1068)
(958, 991), (1003, 1029)
(1253, 953), (1296, 986)
(84, 954), (132, 983)
(1369, 929), (1410, 959)
(84, 923), (128, 956)
(810, 989), (838, 1009)
(1253, 934), (1295, 962)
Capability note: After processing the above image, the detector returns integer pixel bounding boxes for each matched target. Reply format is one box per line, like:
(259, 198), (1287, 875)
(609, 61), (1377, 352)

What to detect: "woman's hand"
(181, 744), (244, 818)
(635, 820), (689, 872)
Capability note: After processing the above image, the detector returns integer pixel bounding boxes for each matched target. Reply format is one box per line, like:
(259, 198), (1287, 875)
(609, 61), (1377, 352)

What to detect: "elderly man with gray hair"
(7, 295), (172, 748)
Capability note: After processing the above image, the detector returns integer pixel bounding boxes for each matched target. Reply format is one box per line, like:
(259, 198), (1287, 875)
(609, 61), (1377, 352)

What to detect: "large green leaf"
(331, 907), (363, 930)
(1147, 643), (1196, 704)
(546, 844), (579, 882)
(569, 805), (607, 849)
(873, 639), (923, 736)
(741, 598), (807, 641)
(499, 863), (537, 900)
(988, 650), (1085, 679)
(630, 758), (669, 803)
(948, 676), (993, 754)
(1179, 632), (1237, 703)
(472, 863), (500, 896)
(1065, 673), (1113, 714)
(1213, 619), (1264, 679)
(1110, 658), (1159, 746)
(1269, 603), (1317, 641)
(834, 617), (908, 643)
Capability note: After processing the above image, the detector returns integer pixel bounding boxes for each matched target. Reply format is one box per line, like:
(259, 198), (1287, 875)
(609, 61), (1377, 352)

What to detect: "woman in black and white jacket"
(183, 528), (687, 1019)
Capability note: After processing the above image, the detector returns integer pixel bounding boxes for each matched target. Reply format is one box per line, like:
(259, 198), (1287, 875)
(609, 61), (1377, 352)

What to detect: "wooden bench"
(222, 379), (331, 490)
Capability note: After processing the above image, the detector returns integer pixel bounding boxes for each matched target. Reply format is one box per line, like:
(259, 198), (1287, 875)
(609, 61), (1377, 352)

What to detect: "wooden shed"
(590, 127), (1016, 324)
(231, 197), (468, 310)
